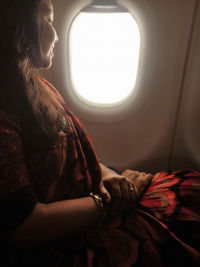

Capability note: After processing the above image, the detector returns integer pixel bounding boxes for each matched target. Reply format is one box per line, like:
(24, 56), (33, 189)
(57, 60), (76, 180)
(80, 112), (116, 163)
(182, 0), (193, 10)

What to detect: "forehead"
(38, 0), (53, 15)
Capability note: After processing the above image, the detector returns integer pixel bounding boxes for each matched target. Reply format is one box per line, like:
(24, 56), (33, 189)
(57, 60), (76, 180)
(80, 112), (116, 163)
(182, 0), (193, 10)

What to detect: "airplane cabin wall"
(171, 0), (200, 171)
(40, 0), (200, 173)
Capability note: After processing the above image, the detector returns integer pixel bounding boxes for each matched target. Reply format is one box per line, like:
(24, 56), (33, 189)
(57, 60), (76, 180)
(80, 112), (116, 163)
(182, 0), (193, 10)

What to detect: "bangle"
(90, 192), (107, 225)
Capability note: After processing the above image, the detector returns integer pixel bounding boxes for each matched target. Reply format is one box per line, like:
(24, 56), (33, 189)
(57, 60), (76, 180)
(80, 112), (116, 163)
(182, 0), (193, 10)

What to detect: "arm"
(9, 197), (102, 252)
(0, 114), (103, 252)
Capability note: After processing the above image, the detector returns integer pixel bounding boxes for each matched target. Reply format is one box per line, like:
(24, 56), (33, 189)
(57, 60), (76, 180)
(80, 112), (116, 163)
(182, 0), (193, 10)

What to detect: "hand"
(98, 172), (137, 214)
(121, 169), (153, 199)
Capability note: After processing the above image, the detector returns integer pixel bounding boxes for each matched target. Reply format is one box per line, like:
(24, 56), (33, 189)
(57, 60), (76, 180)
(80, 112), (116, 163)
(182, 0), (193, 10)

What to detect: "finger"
(143, 173), (153, 183)
(139, 172), (147, 177)
(122, 170), (140, 179)
(107, 180), (121, 213)
(138, 173), (153, 186)
(118, 178), (130, 211)
(98, 182), (112, 204)
(121, 169), (131, 176)
(135, 173), (153, 198)
(120, 180), (137, 211)
(154, 172), (160, 179)
(128, 183), (137, 204)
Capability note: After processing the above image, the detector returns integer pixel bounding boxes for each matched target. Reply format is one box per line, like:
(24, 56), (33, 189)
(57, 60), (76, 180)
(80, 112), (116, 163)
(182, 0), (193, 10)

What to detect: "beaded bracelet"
(90, 192), (107, 225)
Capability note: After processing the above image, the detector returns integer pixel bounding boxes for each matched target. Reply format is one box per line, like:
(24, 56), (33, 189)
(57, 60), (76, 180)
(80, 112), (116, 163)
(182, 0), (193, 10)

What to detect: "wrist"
(89, 193), (108, 226)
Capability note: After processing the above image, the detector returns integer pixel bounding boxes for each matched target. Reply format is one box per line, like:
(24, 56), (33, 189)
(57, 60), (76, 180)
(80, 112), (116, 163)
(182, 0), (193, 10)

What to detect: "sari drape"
(0, 76), (199, 266)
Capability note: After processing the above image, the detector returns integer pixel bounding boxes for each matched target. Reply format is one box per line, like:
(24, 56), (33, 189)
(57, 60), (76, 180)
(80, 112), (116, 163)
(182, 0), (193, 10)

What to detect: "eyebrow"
(40, 2), (54, 17)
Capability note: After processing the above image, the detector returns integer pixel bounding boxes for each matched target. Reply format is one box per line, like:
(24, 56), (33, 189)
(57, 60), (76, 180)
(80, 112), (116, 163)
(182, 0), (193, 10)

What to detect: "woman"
(0, 0), (199, 266)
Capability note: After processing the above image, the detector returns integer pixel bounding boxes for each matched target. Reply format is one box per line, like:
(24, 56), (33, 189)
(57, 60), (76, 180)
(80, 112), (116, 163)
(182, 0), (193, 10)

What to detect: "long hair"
(0, 0), (69, 150)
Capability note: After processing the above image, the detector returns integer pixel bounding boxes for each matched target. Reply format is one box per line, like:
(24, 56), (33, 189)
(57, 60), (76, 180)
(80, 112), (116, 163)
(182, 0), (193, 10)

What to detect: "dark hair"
(0, 0), (68, 151)
(0, 0), (39, 63)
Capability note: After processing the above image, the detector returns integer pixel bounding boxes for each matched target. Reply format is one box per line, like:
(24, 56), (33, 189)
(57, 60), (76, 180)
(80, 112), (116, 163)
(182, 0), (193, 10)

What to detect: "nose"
(52, 25), (59, 46)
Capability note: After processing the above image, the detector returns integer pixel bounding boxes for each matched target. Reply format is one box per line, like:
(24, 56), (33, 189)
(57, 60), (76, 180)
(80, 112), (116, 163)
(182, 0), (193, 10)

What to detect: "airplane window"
(68, 11), (141, 106)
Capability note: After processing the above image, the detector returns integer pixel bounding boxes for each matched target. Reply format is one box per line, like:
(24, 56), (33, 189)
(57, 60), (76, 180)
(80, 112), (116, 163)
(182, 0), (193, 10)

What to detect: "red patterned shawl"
(0, 76), (199, 266)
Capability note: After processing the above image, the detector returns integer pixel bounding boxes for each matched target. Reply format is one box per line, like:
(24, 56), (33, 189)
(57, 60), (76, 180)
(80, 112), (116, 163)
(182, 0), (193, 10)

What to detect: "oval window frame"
(64, 6), (144, 123)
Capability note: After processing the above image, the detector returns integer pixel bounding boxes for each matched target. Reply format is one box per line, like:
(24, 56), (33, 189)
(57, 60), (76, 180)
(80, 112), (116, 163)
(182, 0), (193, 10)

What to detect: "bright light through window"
(69, 12), (140, 105)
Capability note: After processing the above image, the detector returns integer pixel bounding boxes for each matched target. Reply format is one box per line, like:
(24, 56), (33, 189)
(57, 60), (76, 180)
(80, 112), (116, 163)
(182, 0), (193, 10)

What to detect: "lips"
(49, 46), (55, 57)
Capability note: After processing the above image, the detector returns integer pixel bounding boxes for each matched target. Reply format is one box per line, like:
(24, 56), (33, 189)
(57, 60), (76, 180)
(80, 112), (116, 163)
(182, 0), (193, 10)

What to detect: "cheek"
(39, 23), (55, 54)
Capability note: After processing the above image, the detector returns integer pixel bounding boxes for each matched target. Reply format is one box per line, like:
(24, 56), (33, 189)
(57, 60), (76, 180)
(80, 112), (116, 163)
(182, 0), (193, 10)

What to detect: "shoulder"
(32, 75), (85, 127)
(33, 75), (65, 104)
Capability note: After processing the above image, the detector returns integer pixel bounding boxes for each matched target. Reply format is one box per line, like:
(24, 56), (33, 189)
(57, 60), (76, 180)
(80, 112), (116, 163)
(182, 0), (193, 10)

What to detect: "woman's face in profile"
(36, 0), (58, 69)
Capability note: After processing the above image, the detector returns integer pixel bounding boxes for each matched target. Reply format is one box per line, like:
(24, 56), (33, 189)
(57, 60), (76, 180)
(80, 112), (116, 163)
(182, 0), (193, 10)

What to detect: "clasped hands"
(98, 165), (154, 215)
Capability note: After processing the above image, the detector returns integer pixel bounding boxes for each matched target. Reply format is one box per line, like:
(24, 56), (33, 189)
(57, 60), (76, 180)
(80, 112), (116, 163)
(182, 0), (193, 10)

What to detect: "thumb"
(98, 182), (112, 204)
(135, 173), (153, 198)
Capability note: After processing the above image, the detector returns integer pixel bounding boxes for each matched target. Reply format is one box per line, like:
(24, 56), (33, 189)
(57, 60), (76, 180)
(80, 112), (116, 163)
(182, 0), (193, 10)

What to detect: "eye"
(47, 16), (53, 24)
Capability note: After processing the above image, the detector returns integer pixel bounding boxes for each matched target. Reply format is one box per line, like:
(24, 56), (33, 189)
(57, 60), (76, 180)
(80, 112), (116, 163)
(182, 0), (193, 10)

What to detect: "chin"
(38, 58), (53, 69)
